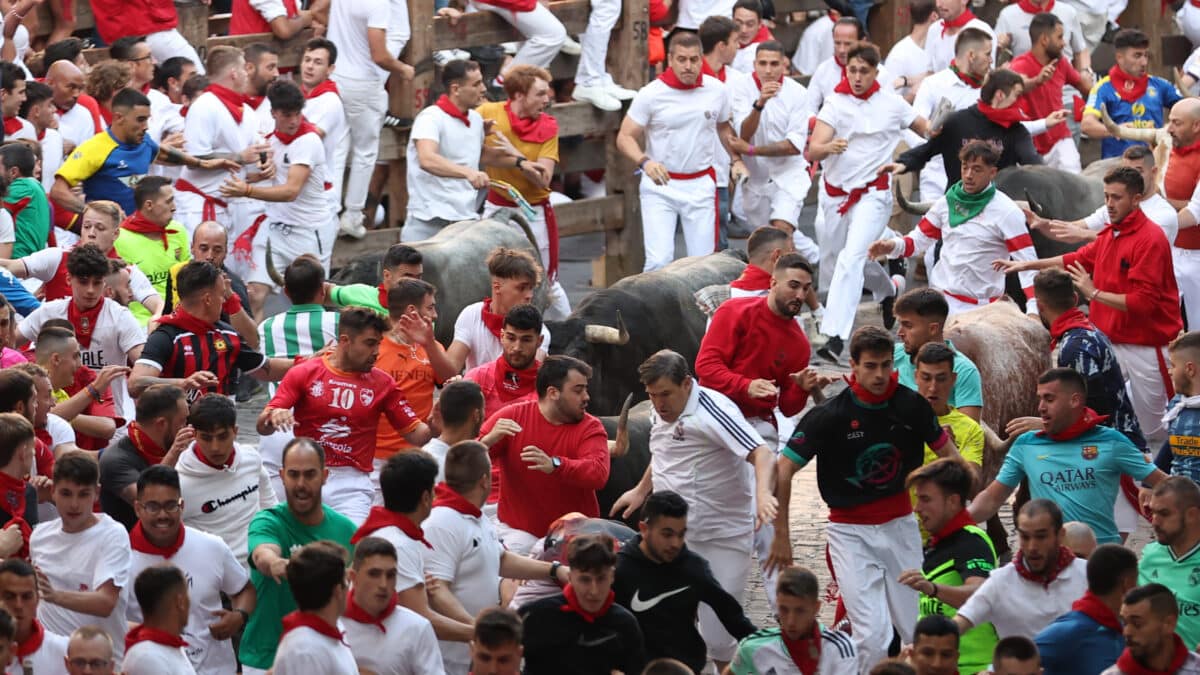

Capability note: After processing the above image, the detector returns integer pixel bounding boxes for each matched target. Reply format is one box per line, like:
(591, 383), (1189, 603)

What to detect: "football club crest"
(80, 316), (90, 331)
(672, 422), (685, 441)
(213, 337), (227, 352)
(360, 388), (375, 406)
(1081, 445), (1098, 460)
(1190, 567), (1200, 586)
(309, 380), (324, 398)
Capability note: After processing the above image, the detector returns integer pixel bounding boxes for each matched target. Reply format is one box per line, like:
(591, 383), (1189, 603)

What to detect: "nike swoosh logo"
(578, 633), (618, 647)
(630, 586), (691, 612)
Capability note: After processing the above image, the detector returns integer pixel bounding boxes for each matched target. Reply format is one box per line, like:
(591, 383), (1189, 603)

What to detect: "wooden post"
(175, 1), (210, 47)
(1118, 0), (1169, 75)
(386, 0), (438, 229)
(870, 0), (910, 58)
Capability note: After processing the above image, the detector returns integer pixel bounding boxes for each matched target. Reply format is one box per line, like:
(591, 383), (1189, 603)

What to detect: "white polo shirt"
(267, 129), (328, 226)
(4, 626), (68, 675)
(122, 640), (196, 675)
(803, 57), (892, 119)
(450, 301), (552, 372)
(327, 0), (390, 82)
(729, 75), (810, 200)
(177, 444), (279, 568)
(126, 526), (250, 675)
(367, 525), (428, 593)
(956, 557), (1088, 639)
(341, 602), (445, 675)
(1085, 192), (1179, 245)
(405, 104), (485, 223)
(648, 384), (763, 544)
(31, 514), (131, 662)
(56, 102), (102, 151)
(424, 502), (505, 670)
(817, 88), (916, 191)
(626, 75), (732, 176)
(178, 91), (258, 196)
(304, 88), (348, 208)
(913, 67), (982, 119)
(995, 2), (1087, 59)
(925, 18), (996, 73)
(273, 625), (358, 675)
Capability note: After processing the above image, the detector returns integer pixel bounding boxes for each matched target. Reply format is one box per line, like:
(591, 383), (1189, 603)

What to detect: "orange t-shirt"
(374, 337), (438, 459)
(476, 101), (559, 204)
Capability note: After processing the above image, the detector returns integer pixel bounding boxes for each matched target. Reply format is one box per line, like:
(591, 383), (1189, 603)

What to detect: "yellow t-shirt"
(476, 101), (559, 204)
(925, 408), (985, 467)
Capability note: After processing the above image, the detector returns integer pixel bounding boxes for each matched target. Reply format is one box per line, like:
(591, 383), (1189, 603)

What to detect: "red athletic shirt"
(1062, 208), (1182, 346)
(1164, 149), (1200, 250)
(269, 356), (421, 472)
(89, 0), (178, 44)
(480, 400), (609, 536)
(464, 359), (539, 419)
(696, 296), (811, 421)
(1009, 53), (1081, 154)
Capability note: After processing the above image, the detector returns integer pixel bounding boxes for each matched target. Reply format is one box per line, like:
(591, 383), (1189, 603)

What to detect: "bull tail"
(491, 207), (540, 254)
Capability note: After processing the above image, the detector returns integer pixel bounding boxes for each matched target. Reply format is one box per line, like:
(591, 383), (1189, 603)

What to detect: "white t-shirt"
(327, 0), (391, 82)
(730, 75), (810, 199)
(178, 91), (258, 196)
(56, 102), (101, 151)
(924, 18), (996, 73)
(126, 526), (249, 675)
(0, 22), (31, 77)
(21, 247), (157, 306)
(626, 75), (732, 176)
(267, 130), (328, 226)
(424, 504), (504, 670)
(913, 67), (982, 119)
(956, 558), (1088, 639)
(995, 2), (1087, 60)
(422, 438), (450, 482)
(273, 625), (358, 675)
(148, 92), (187, 182)
(388, 0), (411, 54)
(710, 68), (747, 189)
(803, 57), (893, 119)
(252, 98), (274, 138)
(405, 105), (485, 222)
(451, 301), (552, 372)
(0, 210), (13, 247)
(122, 640), (197, 675)
(675, 0), (735, 29)
(176, 443), (278, 568)
(249, 0), (292, 23)
(793, 15), (834, 77)
(341, 599), (446, 675)
(304, 89), (348, 208)
(31, 514), (131, 662)
(1085, 192), (1179, 245)
(3, 117), (35, 142)
(369, 525), (428, 593)
(4, 626), (68, 675)
(885, 35), (932, 99)
(45, 413), (76, 451)
(19, 298), (145, 421)
(648, 384), (763, 543)
(39, 128), (65, 195)
(817, 89), (917, 190)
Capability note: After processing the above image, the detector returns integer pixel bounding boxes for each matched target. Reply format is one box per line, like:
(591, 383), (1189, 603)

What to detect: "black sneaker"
(881, 295), (897, 330)
(816, 335), (843, 363)
(382, 113), (412, 129)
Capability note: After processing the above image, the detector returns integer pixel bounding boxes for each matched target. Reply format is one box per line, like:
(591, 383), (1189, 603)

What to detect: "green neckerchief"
(945, 181), (996, 227)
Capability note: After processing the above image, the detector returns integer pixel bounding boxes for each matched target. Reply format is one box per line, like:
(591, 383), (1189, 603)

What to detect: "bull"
(546, 249), (749, 417)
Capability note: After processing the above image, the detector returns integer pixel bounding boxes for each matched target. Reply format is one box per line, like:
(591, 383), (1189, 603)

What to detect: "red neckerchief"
(480, 297), (505, 339)
(1116, 634), (1189, 675)
(1038, 407), (1109, 441)
(1049, 307), (1095, 349)
(1108, 65), (1149, 103)
(139, 82), (152, 95)
(845, 372), (899, 405)
(342, 588), (397, 632)
(0, 472), (26, 525)
(205, 84), (247, 123)
(124, 624), (188, 653)
(280, 611), (346, 644)
(659, 68), (702, 90)
(245, 94), (265, 110)
(2, 117), (23, 135)
(98, 106), (112, 125)
(504, 101), (557, 143)
(560, 584), (615, 623)
(950, 62), (983, 88)
(739, 23), (772, 48)
(941, 9), (977, 35)
(67, 298), (104, 349)
(376, 284), (390, 310)
(435, 95), (471, 126)
(180, 105), (189, 117)
(156, 306), (216, 336)
(494, 355), (539, 403)
(15, 619), (44, 660)
(433, 482), (483, 517)
(1018, 0), (1053, 12)
(303, 79), (340, 99)
(192, 443), (234, 470)
(1014, 545), (1075, 589)
(272, 118), (320, 145)
(781, 623), (822, 675)
(130, 521), (186, 559)
(976, 101), (1027, 128)
(351, 506), (433, 548)
(730, 264), (772, 291)
(753, 73), (784, 90)
(120, 212), (177, 251)
(834, 75), (880, 100)
(128, 421), (167, 465)
(929, 509), (975, 547)
(1071, 590), (1122, 631)
(1175, 139), (1200, 157)
(700, 60), (726, 83)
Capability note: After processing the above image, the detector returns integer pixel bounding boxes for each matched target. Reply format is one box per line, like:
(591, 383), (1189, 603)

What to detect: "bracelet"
(928, 582), (938, 598)
(747, 145), (756, 157)
(1090, 288), (1101, 301)
(902, 75), (909, 88)
(245, 185), (254, 199)
(638, 156), (652, 170)
(752, 101), (765, 112)
(85, 384), (102, 403)
(549, 560), (562, 581)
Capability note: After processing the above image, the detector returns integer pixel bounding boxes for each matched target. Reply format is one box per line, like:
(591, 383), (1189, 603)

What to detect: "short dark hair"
(136, 464), (181, 498)
(304, 37), (338, 65)
(0, 370), (34, 415)
(182, 75), (209, 102)
(755, 39), (785, 57)
(955, 26), (992, 56)
(352, 536), (397, 568)
(1122, 143), (1155, 167)
(1152, 475), (1200, 512)
(1124, 583), (1178, 618)
(0, 413), (33, 467)
(536, 355), (592, 398)
(19, 81), (52, 117)
(746, 226), (790, 262)
(834, 16), (865, 39)
(774, 253), (814, 276)
(905, 457), (974, 503)
(442, 59), (481, 89)
(894, 287), (949, 322)
(638, 349), (690, 386)
(43, 38), (85, 68)
(1104, 165), (1145, 195)
(486, 247), (540, 284)
(66, 244), (110, 280)
(287, 541), (348, 611)
(175, 261), (223, 301)
(152, 56), (194, 90)
(1038, 367), (1087, 397)
(777, 566), (819, 600)
(915, 342), (956, 369)
(53, 451), (99, 486)
(0, 558), (34, 580)
(338, 306), (389, 339)
(134, 384), (185, 425)
(111, 87), (151, 111)
(959, 139), (1001, 167)
(0, 142), (35, 177)
(387, 279), (436, 319)
(0, 62), (24, 93)
(444, 441), (490, 494)
(134, 175), (172, 210)
(846, 42), (881, 68)
(1087, 543), (1139, 595)
(244, 42), (279, 65)
(849, 325), (894, 362)
(474, 607), (523, 648)
(1029, 12), (1062, 44)
(188, 393), (237, 433)
(732, 0), (763, 17)
(438, 380), (484, 428)
(380, 451), (438, 513)
(981, 69), (1024, 104)
(1114, 28), (1150, 51)
(909, 0), (937, 24)
(1033, 269), (1077, 311)
(870, 661), (917, 675)
(134, 564), (187, 620)
(993, 636), (1040, 664)
(281, 436), (325, 468)
(266, 79), (305, 114)
(109, 35), (148, 61)
(566, 533), (617, 573)
(642, 490), (688, 525)
(283, 255), (326, 305)
(1019, 498), (1065, 531)
(383, 243), (422, 270)
(699, 16), (737, 53)
(503, 303), (542, 334)
(668, 32), (702, 54)
(914, 614), (959, 647)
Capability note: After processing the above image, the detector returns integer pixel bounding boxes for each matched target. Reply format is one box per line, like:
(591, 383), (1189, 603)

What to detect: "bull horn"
(894, 179), (932, 216)
(584, 310), (629, 345)
(607, 393), (633, 458)
(265, 239), (285, 287)
(1023, 189), (1046, 218)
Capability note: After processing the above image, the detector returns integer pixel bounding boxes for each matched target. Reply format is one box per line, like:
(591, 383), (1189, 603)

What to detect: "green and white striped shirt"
(258, 304), (340, 396)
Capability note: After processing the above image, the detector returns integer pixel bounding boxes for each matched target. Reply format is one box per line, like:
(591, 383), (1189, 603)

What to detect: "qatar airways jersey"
(268, 357), (420, 472)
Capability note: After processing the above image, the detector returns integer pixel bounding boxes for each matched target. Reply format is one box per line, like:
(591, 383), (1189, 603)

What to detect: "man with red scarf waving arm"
(1082, 29), (1182, 160)
(925, 0), (996, 73)
(271, 541), (358, 675)
(1102, 583), (1200, 675)
(809, 42), (927, 362)
(447, 247), (551, 374)
(769, 326), (959, 671)
(617, 32), (749, 273)
(121, 565), (195, 675)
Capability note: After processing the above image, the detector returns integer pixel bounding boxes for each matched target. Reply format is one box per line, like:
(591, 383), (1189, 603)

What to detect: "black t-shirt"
(520, 592), (646, 675)
(784, 385), (944, 508)
(139, 318), (266, 403)
(97, 436), (145, 529)
(921, 524), (996, 618)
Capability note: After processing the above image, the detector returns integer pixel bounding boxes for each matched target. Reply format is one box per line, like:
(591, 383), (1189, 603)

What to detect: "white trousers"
(575, 0), (620, 86)
(1183, 4), (1200, 49)
(817, 188), (896, 340)
(749, 418), (781, 613)
(1175, 247), (1200, 330)
(324, 465), (375, 525)
(146, 29), (205, 75)
(826, 515), (922, 672)
(333, 75), (388, 212)
(1043, 136), (1082, 172)
(741, 180), (820, 265)
(689, 534), (754, 663)
(496, 521), (538, 555)
(640, 174), (717, 271)
(476, 2), (566, 69)
(482, 202), (572, 320)
(1111, 342), (1173, 449)
(258, 428), (292, 506)
(246, 218), (337, 289)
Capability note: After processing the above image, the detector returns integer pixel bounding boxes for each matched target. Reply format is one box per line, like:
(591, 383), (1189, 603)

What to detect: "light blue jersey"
(894, 341), (984, 409)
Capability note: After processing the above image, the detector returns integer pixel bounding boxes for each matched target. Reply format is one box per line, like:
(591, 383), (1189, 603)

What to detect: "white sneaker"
(891, 274), (907, 296)
(433, 49), (471, 67)
(502, 42), (519, 55)
(339, 210), (366, 239)
(604, 81), (638, 100)
(573, 84), (621, 111)
(560, 36), (582, 55)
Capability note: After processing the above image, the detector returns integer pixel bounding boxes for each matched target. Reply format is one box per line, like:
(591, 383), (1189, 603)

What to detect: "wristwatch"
(549, 560), (562, 581)
(551, 457), (562, 471)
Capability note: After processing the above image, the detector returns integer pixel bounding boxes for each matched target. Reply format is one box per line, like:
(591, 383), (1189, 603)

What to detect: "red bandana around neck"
(504, 101), (558, 143)
(303, 79), (340, 100)
(480, 297), (505, 339)
(376, 284), (390, 311)
(1038, 407), (1109, 441)
(929, 509), (975, 547)
(1049, 307), (1094, 349)
(730, 264), (772, 291)
(15, 619), (44, 660)
(67, 298), (104, 349)
(120, 212), (176, 250)
(976, 101), (1026, 128)
(124, 624), (187, 653)
(846, 372), (899, 405)
(130, 521), (186, 559)
(739, 23), (772, 48)
(435, 95), (471, 126)
(352, 506), (433, 548)
(205, 84), (247, 123)
(1175, 139), (1200, 157)
(433, 482), (483, 517)
(1014, 545), (1075, 588)
(128, 421), (167, 466)
(950, 62), (983, 88)
(156, 307), (216, 337)
(280, 611), (346, 644)
(1115, 634), (1189, 675)
(700, 59), (726, 83)
(1071, 590), (1122, 631)
(753, 72), (784, 91)
(834, 75), (879, 101)
(2, 117), (23, 135)
(1017, 0), (1054, 12)
(941, 9), (977, 35)
(192, 443), (235, 470)
(659, 68), (702, 90)
(781, 623), (822, 675)
(494, 355), (539, 403)
(272, 118), (319, 146)
(343, 588), (397, 632)
(560, 584), (615, 623)
(244, 94), (265, 110)
(1108, 65), (1149, 103)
